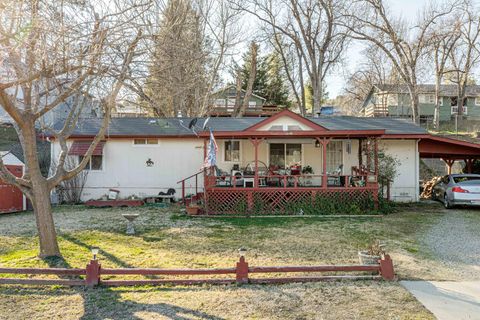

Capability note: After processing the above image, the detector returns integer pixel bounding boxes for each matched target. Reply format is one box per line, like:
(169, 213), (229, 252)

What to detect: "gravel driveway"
(423, 208), (480, 280)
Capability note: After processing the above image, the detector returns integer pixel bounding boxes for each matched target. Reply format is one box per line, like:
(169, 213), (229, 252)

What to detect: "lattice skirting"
(205, 189), (378, 215)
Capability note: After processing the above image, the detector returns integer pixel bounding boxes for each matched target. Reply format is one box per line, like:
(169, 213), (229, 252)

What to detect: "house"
(49, 110), (480, 214)
(0, 152), (26, 214)
(112, 100), (151, 118)
(209, 85), (281, 117)
(362, 84), (480, 122)
(314, 105), (341, 116)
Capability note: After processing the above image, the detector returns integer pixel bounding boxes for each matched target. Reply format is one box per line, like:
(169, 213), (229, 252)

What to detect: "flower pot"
(358, 251), (380, 265)
(186, 205), (200, 215)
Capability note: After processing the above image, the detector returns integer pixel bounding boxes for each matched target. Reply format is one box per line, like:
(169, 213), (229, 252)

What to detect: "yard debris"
(421, 176), (442, 199)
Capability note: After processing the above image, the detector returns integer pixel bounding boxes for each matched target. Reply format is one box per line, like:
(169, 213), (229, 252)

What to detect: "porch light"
(314, 140), (321, 148)
(91, 247), (100, 260)
(238, 247), (247, 257)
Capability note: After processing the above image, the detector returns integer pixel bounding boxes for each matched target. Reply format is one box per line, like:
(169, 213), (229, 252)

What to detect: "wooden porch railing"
(0, 255), (395, 287)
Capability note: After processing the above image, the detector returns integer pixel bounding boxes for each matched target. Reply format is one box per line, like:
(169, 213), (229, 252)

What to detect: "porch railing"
(206, 173), (371, 189)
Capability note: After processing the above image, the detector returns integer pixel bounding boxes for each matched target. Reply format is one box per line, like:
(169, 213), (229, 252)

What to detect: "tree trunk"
(434, 76), (441, 129)
(407, 85), (419, 124)
(236, 42), (258, 118)
(22, 121), (60, 257)
(31, 181), (60, 257)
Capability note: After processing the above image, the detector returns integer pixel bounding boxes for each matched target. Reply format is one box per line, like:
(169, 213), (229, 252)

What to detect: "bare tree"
(0, 0), (147, 257)
(235, 0), (350, 116)
(345, 0), (456, 123)
(342, 44), (398, 115)
(445, 0), (480, 117)
(427, 17), (461, 128)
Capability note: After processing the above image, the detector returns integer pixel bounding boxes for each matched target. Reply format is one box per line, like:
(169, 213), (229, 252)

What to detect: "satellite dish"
(188, 118), (198, 129)
(202, 117), (210, 130)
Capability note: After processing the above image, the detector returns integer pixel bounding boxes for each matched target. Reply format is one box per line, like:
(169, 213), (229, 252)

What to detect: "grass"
(1, 202), (477, 319)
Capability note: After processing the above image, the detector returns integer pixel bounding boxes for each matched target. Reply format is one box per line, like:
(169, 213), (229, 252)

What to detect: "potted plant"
(358, 240), (385, 265)
(301, 165), (314, 174)
(186, 200), (201, 215)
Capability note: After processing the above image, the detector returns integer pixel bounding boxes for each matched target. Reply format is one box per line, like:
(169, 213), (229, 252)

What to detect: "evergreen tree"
(237, 48), (291, 107)
(145, 0), (207, 117)
(264, 52), (290, 107)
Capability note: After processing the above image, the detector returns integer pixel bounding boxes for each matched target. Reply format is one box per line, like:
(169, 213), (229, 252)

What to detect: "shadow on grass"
(54, 234), (225, 319)
(60, 233), (135, 268)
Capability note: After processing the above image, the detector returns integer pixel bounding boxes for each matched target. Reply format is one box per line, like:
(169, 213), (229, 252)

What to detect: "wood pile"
(420, 176), (442, 199)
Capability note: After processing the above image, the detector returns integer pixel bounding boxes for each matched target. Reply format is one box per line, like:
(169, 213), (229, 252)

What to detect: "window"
(133, 138), (158, 145)
(326, 141), (343, 173)
(268, 124), (303, 131)
(269, 143), (302, 169)
(215, 99), (226, 106)
(387, 94), (398, 106)
(476, 96), (480, 106)
(224, 141), (240, 162)
(79, 155), (103, 171)
(420, 94), (435, 104)
(248, 101), (257, 108)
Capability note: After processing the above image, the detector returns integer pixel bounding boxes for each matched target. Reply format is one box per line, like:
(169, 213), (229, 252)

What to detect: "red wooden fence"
(0, 255), (395, 287)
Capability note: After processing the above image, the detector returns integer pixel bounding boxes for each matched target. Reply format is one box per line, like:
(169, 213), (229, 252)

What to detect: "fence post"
(86, 259), (101, 287)
(379, 254), (394, 280)
(236, 256), (249, 284)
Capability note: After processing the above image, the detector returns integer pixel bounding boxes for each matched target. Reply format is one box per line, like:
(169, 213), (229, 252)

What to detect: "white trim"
(475, 96), (480, 106)
(222, 140), (241, 163)
(132, 138), (159, 147)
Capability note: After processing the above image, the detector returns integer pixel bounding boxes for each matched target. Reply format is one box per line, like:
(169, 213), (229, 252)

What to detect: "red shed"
(0, 152), (26, 214)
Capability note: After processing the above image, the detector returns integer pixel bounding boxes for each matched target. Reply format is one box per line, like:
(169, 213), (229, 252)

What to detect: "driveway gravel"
(423, 209), (480, 280)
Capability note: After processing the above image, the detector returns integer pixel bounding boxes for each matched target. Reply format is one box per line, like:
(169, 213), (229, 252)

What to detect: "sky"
(326, 0), (429, 98)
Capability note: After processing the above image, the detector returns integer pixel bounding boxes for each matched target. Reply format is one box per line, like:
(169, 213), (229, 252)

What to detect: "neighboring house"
(313, 105), (341, 116)
(209, 84), (281, 117)
(50, 110), (480, 213)
(362, 84), (480, 121)
(112, 100), (150, 118)
(0, 151), (26, 214)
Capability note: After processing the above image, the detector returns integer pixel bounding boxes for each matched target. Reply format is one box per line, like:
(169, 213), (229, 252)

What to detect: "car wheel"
(444, 194), (452, 209)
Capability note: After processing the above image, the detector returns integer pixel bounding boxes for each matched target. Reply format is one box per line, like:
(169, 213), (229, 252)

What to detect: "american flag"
(203, 129), (218, 168)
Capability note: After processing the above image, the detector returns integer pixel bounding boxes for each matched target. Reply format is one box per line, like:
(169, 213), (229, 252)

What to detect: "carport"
(419, 135), (480, 174)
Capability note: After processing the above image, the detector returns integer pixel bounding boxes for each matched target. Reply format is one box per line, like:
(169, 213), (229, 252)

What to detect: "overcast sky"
(326, 0), (429, 98)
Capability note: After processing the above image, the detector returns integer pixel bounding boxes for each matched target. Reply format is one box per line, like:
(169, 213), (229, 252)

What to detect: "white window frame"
(132, 138), (159, 146)
(326, 141), (344, 174)
(268, 124), (304, 131)
(248, 101), (257, 108)
(387, 94), (398, 106)
(78, 155), (104, 172)
(223, 140), (241, 163)
(214, 99), (226, 106)
(268, 143), (304, 169)
(475, 96), (480, 106)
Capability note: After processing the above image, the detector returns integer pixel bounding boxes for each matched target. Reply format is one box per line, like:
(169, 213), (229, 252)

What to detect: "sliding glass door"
(269, 143), (302, 169)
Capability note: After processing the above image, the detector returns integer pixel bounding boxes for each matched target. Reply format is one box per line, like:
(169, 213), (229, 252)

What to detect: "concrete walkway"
(401, 281), (480, 320)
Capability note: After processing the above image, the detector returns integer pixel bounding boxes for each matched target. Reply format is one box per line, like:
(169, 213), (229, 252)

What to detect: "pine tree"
(145, 0), (207, 117)
(264, 52), (290, 107)
(238, 48), (291, 107)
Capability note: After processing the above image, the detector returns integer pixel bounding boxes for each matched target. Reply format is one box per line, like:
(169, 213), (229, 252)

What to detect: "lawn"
(1, 202), (476, 319)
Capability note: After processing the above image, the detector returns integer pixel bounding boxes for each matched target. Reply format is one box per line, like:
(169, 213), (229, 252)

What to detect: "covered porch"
(201, 132), (382, 214)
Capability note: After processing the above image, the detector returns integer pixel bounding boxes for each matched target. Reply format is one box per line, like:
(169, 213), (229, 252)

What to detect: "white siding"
(51, 138), (204, 201)
(380, 139), (419, 202)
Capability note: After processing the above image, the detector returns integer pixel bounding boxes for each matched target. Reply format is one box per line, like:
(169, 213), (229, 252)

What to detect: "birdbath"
(122, 214), (140, 235)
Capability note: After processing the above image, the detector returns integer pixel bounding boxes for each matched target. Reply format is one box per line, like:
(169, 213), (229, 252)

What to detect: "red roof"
(68, 141), (105, 156)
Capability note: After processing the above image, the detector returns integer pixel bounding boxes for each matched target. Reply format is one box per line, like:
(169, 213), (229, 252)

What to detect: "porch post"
(374, 138), (379, 176)
(366, 138), (371, 173)
(443, 158), (454, 175)
(316, 137), (329, 189)
(203, 138), (208, 190)
(358, 138), (363, 167)
(250, 139), (262, 188)
(465, 159), (473, 173)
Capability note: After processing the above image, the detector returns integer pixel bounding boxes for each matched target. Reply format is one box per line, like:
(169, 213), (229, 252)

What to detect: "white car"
(432, 174), (480, 209)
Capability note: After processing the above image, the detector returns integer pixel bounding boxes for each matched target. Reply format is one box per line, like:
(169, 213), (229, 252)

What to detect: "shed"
(0, 152), (26, 214)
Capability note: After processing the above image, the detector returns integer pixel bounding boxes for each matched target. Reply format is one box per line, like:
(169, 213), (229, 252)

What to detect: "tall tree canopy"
(145, 0), (208, 117)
